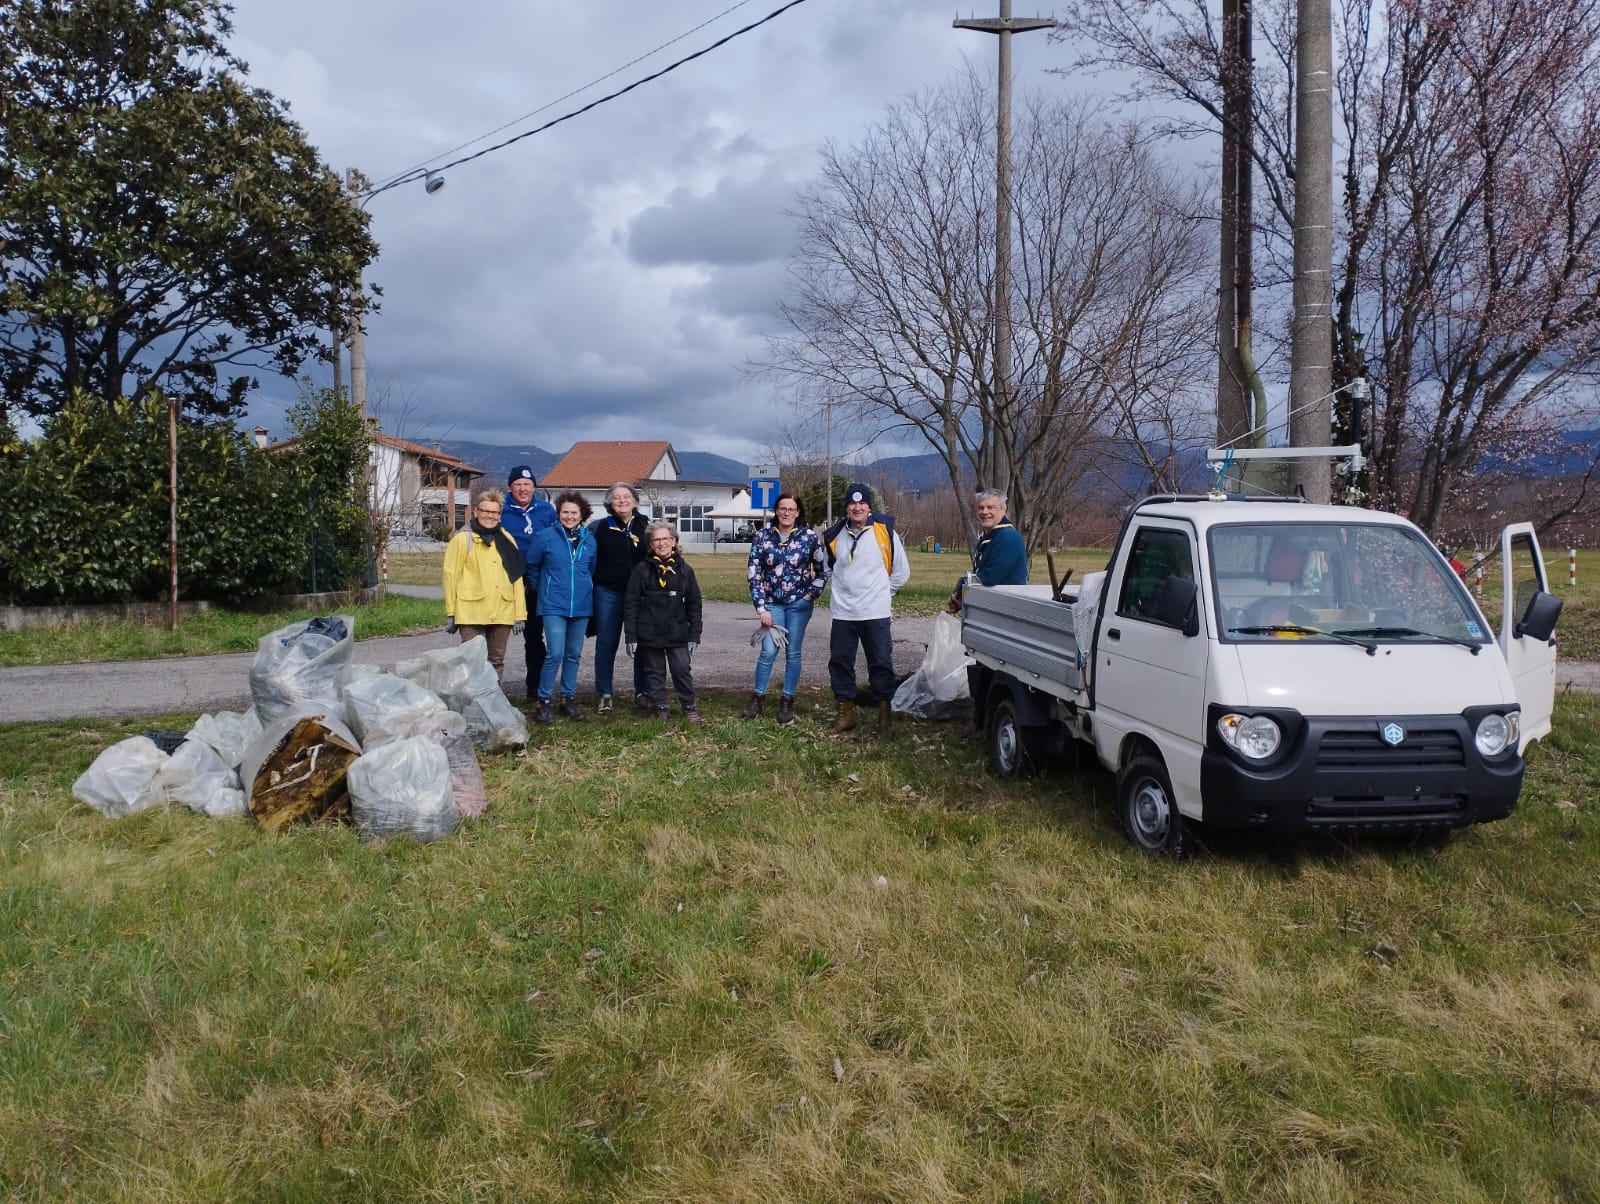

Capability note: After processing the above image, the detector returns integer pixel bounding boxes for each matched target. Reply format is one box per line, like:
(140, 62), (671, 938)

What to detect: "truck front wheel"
(1117, 754), (1192, 856)
(988, 697), (1047, 779)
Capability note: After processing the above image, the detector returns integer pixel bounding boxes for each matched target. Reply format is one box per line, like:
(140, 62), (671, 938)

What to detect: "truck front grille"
(1316, 726), (1465, 771)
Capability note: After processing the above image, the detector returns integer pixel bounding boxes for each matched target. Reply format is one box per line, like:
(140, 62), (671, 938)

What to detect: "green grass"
(0, 594), (443, 667)
(1, 693), (1598, 1200)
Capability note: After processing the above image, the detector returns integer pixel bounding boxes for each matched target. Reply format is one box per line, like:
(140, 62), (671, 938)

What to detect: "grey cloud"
(627, 172), (799, 267)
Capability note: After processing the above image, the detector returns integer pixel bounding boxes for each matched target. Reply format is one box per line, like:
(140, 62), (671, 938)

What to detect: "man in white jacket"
(820, 482), (910, 735)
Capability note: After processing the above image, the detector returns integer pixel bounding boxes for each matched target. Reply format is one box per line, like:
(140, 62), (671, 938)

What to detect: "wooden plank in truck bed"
(961, 584), (1085, 694)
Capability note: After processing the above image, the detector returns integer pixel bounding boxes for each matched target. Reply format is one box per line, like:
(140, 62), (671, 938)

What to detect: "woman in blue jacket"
(524, 491), (598, 723)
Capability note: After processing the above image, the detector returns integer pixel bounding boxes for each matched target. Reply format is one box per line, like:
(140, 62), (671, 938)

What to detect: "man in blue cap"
(503, 465), (557, 697)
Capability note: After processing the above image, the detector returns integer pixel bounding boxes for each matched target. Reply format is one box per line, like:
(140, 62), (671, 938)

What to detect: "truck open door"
(1499, 523), (1561, 748)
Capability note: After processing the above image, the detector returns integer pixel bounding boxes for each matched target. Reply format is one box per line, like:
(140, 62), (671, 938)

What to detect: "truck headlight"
(1218, 713), (1282, 761)
(1474, 712), (1518, 758)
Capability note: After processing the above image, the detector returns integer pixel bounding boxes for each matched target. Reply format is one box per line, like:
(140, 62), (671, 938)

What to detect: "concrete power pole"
(345, 167), (370, 416)
(956, 2), (1054, 495)
(1289, 0), (1333, 501)
(1217, 0), (1259, 466)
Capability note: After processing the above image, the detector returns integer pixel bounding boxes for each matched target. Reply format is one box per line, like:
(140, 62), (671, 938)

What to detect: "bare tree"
(1064, 0), (1600, 532)
(767, 76), (1214, 552)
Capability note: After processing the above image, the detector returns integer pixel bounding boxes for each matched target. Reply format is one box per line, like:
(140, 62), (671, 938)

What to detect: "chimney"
(253, 426), (269, 449)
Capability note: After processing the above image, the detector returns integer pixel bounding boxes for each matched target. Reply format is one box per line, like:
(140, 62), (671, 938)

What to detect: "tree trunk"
(1289, 0), (1334, 501)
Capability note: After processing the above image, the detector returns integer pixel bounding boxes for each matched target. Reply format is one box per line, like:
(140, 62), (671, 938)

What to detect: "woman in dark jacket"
(589, 482), (651, 714)
(623, 520), (704, 723)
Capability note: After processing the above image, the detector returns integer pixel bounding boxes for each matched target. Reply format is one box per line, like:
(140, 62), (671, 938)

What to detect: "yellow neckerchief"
(652, 552), (678, 589)
(608, 514), (640, 547)
(776, 525), (794, 546)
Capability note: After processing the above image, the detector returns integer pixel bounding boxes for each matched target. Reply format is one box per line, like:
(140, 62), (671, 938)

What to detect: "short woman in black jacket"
(623, 521), (704, 722)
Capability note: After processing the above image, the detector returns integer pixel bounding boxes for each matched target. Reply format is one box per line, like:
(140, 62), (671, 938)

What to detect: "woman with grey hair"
(589, 481), (651, 713)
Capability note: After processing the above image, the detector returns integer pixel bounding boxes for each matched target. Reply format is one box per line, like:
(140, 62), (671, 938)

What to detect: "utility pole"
(1217, 0), (1261, 467)
(956, 2), (1054, 469)
(345, 167), (370, 415)
(1289, 0), (1333, 501)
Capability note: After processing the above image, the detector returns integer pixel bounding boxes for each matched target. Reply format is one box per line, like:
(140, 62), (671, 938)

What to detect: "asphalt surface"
(1, 583), (1594, 723)
(0, 587), (939, 723)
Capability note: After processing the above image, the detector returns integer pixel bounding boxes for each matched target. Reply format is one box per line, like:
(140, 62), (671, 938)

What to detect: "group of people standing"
(443, 467), (1028, 734)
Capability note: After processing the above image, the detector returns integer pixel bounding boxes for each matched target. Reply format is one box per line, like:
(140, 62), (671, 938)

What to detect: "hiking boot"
(828, 700), (856, 734)
(684, 709), (704, 725)
(533, 701), (554, 725)
(634, 692), (651, 710)
(876, 701), (893, 737)
(597, 693), (613, 715)
(653, 707), (670, 720)
(560, 698), (585, 721)
(741, 693), (764, 720)
(776, 695), (795, 725)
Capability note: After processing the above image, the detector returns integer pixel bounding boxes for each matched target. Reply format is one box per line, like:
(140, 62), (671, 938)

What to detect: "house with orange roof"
(540, 440), (744, 543)
(257, 423), (485, 538)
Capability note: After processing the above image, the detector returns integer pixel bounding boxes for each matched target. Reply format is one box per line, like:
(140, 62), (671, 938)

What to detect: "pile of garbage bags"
(71, 617), (523, 842)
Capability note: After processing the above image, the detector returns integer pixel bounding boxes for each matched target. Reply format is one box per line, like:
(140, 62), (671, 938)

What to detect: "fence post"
(1571, 548), (1577, 587)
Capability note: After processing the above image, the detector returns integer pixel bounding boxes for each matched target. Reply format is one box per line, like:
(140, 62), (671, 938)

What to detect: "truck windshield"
(1209, 522), (1491, 648)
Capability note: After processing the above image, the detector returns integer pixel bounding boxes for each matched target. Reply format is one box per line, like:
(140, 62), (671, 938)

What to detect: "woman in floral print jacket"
(741, 492), (829, 726)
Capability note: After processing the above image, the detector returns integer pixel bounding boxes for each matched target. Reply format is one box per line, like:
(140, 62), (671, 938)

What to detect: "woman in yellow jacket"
(442, 489), (527, 682)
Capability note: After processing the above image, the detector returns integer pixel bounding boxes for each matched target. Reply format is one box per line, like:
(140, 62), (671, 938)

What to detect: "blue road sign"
(750, 478), (780, 510)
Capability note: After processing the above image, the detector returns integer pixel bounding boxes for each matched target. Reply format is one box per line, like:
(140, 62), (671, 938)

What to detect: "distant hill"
(437, 441), (559, 485)
(676, 451), (748, 483)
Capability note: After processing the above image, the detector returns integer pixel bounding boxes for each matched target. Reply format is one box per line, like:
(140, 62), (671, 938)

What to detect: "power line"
(372, 1), (759, 193)
(364, 0), (812, 203)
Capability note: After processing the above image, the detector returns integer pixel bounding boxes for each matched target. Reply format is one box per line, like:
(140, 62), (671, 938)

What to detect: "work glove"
(626, 642), (636, 658)
(688, 642), (697, 657)
(444, 616), (457, 634)
(512, 620), (525, 635)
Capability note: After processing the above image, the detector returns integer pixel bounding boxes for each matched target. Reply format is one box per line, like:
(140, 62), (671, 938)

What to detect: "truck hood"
(1225, 641), (1517, 714)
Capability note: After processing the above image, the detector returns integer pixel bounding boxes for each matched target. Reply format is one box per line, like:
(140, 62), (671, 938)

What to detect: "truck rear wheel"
(1117, 753), (1192, 856)
(988, 697), (1047, 779)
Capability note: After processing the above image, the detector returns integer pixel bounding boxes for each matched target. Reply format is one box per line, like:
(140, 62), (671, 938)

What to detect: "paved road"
(1, 585), (1594, 723)
(0, 591), (938, 723)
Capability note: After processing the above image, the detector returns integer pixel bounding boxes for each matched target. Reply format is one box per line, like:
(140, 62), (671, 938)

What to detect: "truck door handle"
(1106, 627), (1121, 641)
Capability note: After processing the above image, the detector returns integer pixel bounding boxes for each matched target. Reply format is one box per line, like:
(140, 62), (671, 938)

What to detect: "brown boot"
(828, 700), (856, 734)
(776, 695), (795, 725)
(876, 701), (893, 737)
(741, 692), (764, 720)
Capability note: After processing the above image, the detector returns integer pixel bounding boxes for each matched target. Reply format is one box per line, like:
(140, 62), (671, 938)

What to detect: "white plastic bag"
(72, 736), (169, 818)
(347, 736), (457, 842)
(1074, 571), (1106, 684)
(892, 612), (973, 720)
(250, 615), (355, 724)
(159, 739), (247, 818)
(186, 710), (259, 768)
(395, 637), (527, 752)
(341, 673), (453, 749)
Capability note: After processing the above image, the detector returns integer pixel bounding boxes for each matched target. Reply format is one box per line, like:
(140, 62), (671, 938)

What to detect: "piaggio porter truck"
(960, 495), (1563, 853)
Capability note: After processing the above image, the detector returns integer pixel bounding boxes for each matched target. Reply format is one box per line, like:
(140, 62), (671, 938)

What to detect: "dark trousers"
(522, 587), (546, 697)
(639, 645), (696, 712)
(828, 617), (896, 702)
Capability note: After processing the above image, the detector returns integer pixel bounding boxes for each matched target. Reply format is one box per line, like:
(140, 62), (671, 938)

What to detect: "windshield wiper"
(1229, 624), (1378, 656)
(1342, 625), (1482, 655)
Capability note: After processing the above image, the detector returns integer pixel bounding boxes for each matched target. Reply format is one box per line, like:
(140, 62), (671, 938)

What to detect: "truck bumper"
(1199, 709), (1523, 832)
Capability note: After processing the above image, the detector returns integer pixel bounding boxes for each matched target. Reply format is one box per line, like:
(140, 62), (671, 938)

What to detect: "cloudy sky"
(226, 0), (1099, 462)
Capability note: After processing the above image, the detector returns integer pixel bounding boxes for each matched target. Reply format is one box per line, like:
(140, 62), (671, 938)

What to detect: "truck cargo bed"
(961, 584), (1087, 697)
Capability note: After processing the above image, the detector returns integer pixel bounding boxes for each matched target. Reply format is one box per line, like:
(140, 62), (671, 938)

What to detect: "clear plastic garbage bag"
(72, 736), (169, 818)
(347, 736), (457, 842)
(341, 673), (454, 750)
(394, 637), (527, 752)
(891, 612), (973, 720)
(159, 739), (247, 818)
(249, 614), (354, 725)
(186, 709), (262, 769)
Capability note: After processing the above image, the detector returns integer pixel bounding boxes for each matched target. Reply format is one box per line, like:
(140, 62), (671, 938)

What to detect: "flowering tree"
(1063, 0), (1600, 533)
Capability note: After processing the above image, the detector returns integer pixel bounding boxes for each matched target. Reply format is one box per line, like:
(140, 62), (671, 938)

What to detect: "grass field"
(0, 595), (443, 668)
(1, 692), (1597, 1200)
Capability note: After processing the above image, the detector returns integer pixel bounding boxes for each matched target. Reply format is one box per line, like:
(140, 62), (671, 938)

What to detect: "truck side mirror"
(1151, 575), (1199, 636)
(1515, 590), (1563, 643)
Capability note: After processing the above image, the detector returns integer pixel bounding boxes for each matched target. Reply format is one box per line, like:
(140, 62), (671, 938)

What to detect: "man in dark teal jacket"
(972, 489), (1026, 585)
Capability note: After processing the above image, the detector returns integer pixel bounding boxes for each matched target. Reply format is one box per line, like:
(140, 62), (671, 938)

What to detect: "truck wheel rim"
(995, 721), (1018, 771)
(1131, 780), (1170, 845)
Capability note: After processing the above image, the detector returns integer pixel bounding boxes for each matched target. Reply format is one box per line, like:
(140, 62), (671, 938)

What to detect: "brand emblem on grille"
(1381, 722), (1405, 746)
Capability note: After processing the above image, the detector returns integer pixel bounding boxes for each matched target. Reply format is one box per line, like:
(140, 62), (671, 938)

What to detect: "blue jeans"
(591, 585), (645, 698)
(539, 614), (588, 702)
(753, 600), (813, 697)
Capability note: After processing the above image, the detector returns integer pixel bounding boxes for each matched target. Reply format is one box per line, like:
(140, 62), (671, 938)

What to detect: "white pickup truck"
(961, 495), (1563, 853)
